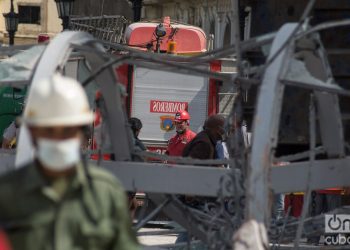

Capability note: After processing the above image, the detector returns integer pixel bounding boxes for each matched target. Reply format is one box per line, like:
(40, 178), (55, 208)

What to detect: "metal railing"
(70, 15), (130, 44)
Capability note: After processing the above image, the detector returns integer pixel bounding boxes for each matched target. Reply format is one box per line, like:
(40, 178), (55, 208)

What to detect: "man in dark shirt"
(129, 117), (146, 151)
(183, 114), (225, 160)
(176, 114), (226, 244)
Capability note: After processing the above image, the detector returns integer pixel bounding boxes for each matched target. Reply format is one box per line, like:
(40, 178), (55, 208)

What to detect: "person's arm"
(135, 139), (147, 151)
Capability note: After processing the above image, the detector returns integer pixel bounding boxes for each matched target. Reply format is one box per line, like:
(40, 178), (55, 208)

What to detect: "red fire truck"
(96, 17), (236, 154)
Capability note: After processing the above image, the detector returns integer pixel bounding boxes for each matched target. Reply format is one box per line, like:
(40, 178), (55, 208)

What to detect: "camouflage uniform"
(0, 162), (140, 250)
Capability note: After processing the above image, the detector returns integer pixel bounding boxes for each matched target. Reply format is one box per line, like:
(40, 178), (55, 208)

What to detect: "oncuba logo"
(325, 235), (350, 245)
(325, 214), (350, 233)
(160, 115), (174, 132)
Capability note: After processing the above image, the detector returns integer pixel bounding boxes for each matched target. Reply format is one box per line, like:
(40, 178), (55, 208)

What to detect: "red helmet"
(95, 91), (102, 101)
(174, 110), (190, 122)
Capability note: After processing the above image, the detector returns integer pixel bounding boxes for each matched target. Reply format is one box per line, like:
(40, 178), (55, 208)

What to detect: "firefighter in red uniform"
(166, 110), (196, 156)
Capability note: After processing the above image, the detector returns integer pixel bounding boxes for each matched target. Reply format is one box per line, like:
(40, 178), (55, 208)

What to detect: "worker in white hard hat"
(0, 74), (140, 250)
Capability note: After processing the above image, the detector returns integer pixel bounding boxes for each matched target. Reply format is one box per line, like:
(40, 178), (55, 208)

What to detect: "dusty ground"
(138, 228), (177, 246)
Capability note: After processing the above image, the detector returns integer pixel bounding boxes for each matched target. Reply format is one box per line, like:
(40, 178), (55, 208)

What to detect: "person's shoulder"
(87, 166), (129, 201)
(0, 170), (17, 189)
(194, 130), (207, 139)
(88, 165), (124, 188)
(187, 129), (197, 138)
(0, 163), (31, 183)
(0, 163), (33, 201)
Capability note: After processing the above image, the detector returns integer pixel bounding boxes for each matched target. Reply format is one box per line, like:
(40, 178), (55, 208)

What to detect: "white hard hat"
(24, 74), (94, 127)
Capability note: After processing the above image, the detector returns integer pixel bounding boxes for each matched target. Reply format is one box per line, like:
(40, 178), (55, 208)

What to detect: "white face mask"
(37, 138), (81, 171)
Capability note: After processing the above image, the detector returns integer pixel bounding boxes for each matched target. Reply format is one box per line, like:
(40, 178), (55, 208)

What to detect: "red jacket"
(0, 230), (11, 250)
(166, 129), (196, 156)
